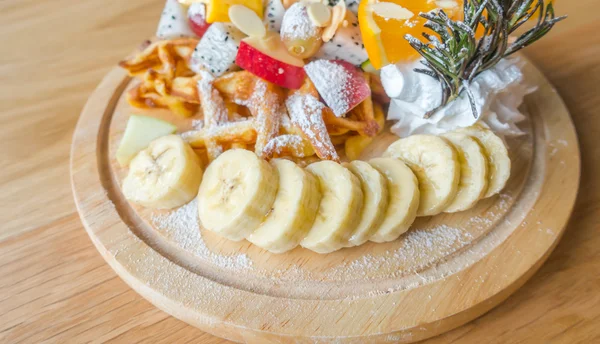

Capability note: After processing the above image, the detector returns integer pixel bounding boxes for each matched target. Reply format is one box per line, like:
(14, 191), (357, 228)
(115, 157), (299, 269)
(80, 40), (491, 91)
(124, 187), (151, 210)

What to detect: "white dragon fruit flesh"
(326, 0), (359, 15)
(156, 0), (196, 39)
(345, 0), (359, 15)
(190, 23), (246, 77)
(314, 14), (367, 66)
(264, 0), (286, 33)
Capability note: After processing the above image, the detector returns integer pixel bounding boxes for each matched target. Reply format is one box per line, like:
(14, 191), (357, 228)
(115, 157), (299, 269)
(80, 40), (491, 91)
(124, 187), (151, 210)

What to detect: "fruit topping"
(198, 149), (278, 241)
(187, 3), (211, 38)
(206, 0), (263, 24)
(190, 22), (246, 76)
(321, 0), (346, 42)
(157, 0), (196, 39)
(116, 115), (177, 167)
(455, 124), (511, 199)
(264, 0), (286, 32)
(370, 2), (414, 20)
(280, 2), (323, 59)
(228, 4), (266, 38)
(307, 2), (332, 27)
(343, 160), (389, 246)
(304, 59), (370, 117)
(122, 135), (203, 209)
(384, 135), (460, 216)
(368, 157), (419, 243)
(236, 32), (306, 89)
(441, 132), (489, 213)
(301, 161), (363, 253)
(358, 0), (460, 69)
(360, 60), (377, 73)
(344, 0), (360, 15)
(247, 159), (321, 253)
(316, 10), (367, 66)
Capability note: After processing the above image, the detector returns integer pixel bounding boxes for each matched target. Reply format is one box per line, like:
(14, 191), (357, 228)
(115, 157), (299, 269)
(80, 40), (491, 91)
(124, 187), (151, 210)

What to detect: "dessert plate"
(71, 59), (579, 343)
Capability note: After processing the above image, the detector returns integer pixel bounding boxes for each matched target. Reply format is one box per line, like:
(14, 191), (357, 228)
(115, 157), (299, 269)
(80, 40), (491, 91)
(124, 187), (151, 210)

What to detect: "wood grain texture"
(1, 0), (599, 343)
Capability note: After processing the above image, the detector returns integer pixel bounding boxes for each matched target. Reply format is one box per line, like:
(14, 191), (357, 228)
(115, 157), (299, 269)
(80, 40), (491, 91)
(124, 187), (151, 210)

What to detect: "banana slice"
(442, 132), (489, 213)
(122, 135), (203, 209)
(301, 161), (363, 253)
(343, 161), (389, 246)
(197, 149), (278, 241)
(248, 159), (321, 253)
(369, 158), (420, 243)
(384, 135), (460, 216)
(456, 124), (511, 198)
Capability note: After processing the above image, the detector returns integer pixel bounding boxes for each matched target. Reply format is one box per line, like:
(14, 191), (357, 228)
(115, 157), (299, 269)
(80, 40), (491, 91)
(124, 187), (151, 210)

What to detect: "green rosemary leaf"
(405, 0), (565, 119)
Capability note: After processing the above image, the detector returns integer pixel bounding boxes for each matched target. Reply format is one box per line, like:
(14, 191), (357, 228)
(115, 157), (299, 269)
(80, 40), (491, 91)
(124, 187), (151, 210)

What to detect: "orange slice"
(206, 0), (263, 24)
(358, 0), (461, 69)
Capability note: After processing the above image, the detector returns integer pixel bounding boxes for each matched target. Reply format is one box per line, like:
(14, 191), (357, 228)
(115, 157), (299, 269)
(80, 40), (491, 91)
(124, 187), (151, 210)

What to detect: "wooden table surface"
(1, 1), (598, 343)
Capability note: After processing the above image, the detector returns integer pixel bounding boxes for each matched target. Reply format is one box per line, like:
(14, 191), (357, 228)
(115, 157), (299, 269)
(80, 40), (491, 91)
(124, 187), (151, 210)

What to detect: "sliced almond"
(371, 2), (414, 21)
(322, 0), (346, 42)
(307, 2), (332, 27)
(229, 5), (266, 38)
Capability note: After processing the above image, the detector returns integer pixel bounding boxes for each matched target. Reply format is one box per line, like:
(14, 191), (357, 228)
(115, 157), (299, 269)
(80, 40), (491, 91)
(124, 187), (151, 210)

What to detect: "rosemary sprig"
(405, 0), (566, 119)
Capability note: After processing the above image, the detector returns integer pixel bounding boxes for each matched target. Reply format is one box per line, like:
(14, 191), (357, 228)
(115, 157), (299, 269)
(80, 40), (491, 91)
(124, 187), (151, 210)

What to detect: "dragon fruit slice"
(156, 0), (196, 39)
(314, 13), (367, 66)
(344, 0), (359, 15)
(326, 0), (359, 15)
(190, 23), (246, 77)
(264, 0), (286, 33)
(188, 3), (211, 38)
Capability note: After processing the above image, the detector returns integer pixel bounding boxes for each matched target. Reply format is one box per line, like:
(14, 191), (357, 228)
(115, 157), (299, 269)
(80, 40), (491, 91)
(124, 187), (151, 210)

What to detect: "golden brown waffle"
(119, 39), (388, 162)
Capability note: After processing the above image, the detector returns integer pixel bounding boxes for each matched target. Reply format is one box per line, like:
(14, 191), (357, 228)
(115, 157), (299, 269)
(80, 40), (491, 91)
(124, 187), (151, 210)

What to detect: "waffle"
(119, 39), (387, 162)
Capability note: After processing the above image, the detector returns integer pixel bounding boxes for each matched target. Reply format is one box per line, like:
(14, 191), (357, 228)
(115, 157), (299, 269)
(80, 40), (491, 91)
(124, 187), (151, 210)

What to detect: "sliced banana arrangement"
(369, 158), (420, 243)
(441, 132), (489, 213)
(384, 135), (460, 216)
(301, 161), (364, 253)
(455, 124), (511, 198)
(248, 159), (321, 253)
(122, 135), (203, 209)
(197, 149), (278, 241)
(343, 161), (389, 246)
(120, 124), (511, 254)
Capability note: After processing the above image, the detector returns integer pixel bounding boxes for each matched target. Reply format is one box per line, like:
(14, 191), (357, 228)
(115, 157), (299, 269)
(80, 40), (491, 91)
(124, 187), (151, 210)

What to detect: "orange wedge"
(206, 0), (263, 24)
(358, 0), (461, 69)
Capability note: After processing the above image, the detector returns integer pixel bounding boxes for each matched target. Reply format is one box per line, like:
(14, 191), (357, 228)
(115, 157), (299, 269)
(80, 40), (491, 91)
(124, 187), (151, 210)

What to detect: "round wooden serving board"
(71, 60), (580, 343)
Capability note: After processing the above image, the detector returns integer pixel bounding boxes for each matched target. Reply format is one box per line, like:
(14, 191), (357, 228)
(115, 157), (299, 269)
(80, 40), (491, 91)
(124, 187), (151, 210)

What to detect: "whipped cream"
(381, 58), (535, 137)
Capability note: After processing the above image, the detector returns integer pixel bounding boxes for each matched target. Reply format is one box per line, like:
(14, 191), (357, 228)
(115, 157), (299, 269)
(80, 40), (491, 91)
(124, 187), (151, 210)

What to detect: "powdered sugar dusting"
(304, 60), (353, 117)
(140, 186), (528, 299)
(286, 93), (338, 159)
(280, 2), (319, 41)
(230, 79), (282, 154)
(327, 224), (473, 280)
(192, 119), (204, 129)
(263, 134), (306, 156)
(151, 199), (253, 270)
(197, 70), (228, 125)
(251, 80), (278, 142)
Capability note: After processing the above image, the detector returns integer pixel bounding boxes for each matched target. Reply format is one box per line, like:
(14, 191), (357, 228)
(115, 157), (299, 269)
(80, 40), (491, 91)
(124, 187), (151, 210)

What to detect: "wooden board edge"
(70, 60), (581, 343)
